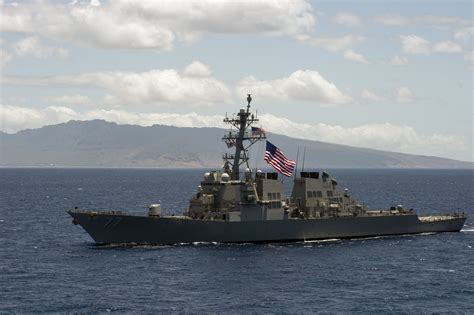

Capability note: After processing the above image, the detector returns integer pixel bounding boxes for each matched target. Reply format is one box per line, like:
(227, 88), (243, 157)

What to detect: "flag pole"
(294, 147), (300, 180)
(301, 146), (306, 172)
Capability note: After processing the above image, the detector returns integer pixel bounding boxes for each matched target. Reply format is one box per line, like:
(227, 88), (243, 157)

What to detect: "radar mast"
(222, 94), (266, 180)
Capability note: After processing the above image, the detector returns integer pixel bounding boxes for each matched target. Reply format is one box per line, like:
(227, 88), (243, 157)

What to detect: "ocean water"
(1, 168), (473, 313)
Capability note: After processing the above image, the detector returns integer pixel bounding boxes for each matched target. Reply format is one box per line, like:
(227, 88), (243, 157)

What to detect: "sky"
(0, 0), (473, 161)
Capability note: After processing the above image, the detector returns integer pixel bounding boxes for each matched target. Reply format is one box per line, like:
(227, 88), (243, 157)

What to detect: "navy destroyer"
(68, 95), (467, 245)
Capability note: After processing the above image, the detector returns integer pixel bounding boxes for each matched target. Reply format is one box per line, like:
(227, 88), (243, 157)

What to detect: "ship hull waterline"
(68, 211), (466, 245)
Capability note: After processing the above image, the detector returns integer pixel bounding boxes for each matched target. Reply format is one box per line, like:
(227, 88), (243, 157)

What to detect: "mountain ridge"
(1, 120), (472, 169)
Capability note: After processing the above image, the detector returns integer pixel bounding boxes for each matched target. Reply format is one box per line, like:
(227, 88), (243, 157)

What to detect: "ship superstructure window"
(301, 172), (319, 179)
(268, 201), (282, 209)
(267, 192), (281, 200)
(327, 191), (333, 197)
(307, 191), (323, 198)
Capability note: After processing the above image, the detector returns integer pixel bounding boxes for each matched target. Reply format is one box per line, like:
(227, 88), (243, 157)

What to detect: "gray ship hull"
(68, 211), (466, 245)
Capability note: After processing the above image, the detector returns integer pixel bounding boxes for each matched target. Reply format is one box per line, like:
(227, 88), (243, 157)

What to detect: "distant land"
(0, 120), (472, 169)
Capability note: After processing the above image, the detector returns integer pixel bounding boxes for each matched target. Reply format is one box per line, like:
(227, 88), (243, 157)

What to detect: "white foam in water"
(192, 241), (213, 245)
(427, 268), (456, 273)
(353, 236), (385, 241)
(304, 238), (340, 243)
(96, 243), (170, 249)
(461, 228), (474, 232)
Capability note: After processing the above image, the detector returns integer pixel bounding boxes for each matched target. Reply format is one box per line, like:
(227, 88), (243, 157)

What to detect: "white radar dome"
(221, 173), (230, 182)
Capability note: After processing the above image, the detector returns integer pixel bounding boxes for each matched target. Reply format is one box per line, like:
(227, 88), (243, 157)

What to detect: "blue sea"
(1, 168), (473, 313)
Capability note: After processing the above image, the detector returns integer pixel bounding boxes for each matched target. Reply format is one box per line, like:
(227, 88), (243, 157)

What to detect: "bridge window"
(327, 191), (333, 197)
(268, 192), (281, 200)
(268, 201), (282, 209)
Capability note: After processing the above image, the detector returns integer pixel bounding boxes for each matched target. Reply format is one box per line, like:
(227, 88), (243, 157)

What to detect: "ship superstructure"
(67, 96), (467, 245)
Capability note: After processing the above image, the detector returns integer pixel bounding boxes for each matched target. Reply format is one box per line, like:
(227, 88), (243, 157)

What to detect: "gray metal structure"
(67, 96), (467, 245)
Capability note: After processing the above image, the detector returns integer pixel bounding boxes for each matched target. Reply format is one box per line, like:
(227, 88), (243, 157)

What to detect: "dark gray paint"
(68, 211), (466, 245)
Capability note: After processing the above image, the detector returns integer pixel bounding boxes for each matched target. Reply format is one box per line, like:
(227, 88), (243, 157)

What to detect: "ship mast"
(222, 95), (266, 180)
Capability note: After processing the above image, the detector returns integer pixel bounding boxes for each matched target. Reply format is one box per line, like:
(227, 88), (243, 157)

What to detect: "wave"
(303, 238), (341, 244)
(94, 243), (170, 249)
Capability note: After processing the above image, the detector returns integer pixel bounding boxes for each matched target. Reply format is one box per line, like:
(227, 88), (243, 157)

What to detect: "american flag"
(251, 127), (265, 137)
(225, 138), (236, 148)
(264, 141), (296, 177)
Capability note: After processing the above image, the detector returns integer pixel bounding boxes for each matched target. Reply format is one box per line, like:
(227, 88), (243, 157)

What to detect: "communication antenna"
(294, 147), (300, 180)
(254, 139), (263, 176)
(222, 94), (265, 180)
(301, 146), (306, 172)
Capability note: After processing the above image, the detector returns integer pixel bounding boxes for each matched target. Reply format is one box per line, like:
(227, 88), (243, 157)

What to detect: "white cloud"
(0, 105), (79, 133)
(464, 51), (474, 63)
(413, 15), (470, 28)
(182, 61), (212, 77)
(0, 104), (224, 134)
(432, 41), (463, 54)
(374, 14), (408, 27)
(399, 35), (431, 54)
(343, 49), (369, 64)
(396, 87), (414, 103)
(13, 36), (68, 58)
(301, 35), (365, 52)
(89, 0), (101, 7)
(0, 105), (466, 160)
(258, 114), (466, 158)
(399, 35), (466, 57)
(2, 62), (232, 106)
(454, 26), (474, 43)
(236, 70), (353, 106)
(360, 89), (383, 102)
(375, 14), (470, 28)
(0, 48), (13, 68)
(390, 55), (408, 65)
(0, 0), (315, 51)
(47, 94), (93, 106)
(3, 65), (354, 107)
(334, 12), (361, 27)
(0, 36), (68, 68)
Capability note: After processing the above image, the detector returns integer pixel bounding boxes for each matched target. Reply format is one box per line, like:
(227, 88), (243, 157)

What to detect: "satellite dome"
(221, 173), (230, 182)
